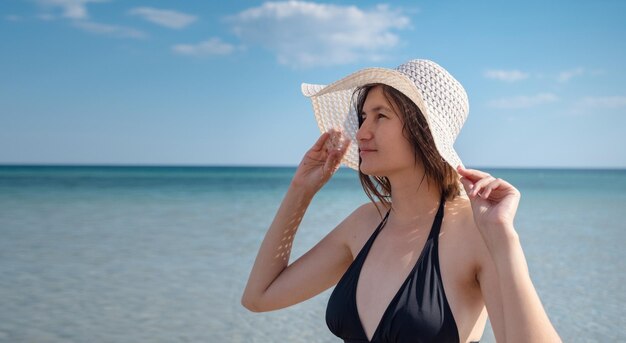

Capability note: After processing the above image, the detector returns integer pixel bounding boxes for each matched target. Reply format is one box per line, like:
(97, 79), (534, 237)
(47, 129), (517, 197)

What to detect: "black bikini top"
(325, 195), (477, 343)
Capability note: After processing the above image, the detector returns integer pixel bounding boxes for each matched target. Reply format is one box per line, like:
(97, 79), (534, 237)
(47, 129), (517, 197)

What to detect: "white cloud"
(36, 0), (109, 20)
(484, 67), (606, 83)
(557, 67), (584, 82)
(37, 13), (56, 21)
(5, 15), (23, 22)
(35, 0), (146, 39)
(577, 96), (626, 109)
(172, 38), (235, 56)
(484, 69), (529, 82)
(73, 20), (146, 39)
(487, 93), (559, 109)
(127, 7), (197, 29)
(227, 1), (411, 67)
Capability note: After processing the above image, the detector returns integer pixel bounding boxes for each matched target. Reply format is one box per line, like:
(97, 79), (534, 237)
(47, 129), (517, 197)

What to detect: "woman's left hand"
(456, 165), (521, 250)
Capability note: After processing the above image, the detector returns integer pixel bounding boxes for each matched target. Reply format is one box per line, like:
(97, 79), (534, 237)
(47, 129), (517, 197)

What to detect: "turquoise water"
(0, 166), (625, 342)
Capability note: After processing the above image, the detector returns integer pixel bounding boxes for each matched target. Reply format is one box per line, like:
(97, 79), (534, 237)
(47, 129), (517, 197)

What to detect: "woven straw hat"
(301, 59), (469, 176)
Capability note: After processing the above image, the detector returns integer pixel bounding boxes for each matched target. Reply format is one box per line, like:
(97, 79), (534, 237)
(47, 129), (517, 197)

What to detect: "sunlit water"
(0, 166), (624, 342)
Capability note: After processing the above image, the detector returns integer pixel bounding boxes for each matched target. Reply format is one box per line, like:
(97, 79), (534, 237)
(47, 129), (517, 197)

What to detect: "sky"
(1, 0), (625, 168)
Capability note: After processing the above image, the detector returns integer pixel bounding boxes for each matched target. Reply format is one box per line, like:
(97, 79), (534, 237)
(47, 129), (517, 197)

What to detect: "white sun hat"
(301, 59), (469, 176)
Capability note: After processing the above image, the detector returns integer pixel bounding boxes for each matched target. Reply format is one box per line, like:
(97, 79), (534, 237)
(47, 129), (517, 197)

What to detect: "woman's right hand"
(291, 129), (351, 196)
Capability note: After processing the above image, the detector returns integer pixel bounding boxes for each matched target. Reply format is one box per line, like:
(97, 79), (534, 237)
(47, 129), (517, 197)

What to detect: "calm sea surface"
(0, 166), (624, 342)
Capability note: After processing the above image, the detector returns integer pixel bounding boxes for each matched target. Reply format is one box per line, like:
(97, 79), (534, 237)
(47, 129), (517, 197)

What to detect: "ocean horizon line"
(0, 163), (625, 171)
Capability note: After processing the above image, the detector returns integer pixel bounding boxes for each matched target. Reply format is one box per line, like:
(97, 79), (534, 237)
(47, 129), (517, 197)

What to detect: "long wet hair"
(354, 83), (462, 211)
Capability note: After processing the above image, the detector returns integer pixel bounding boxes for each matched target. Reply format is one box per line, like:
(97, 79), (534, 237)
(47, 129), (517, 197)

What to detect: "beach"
(0, 166), (624, 342)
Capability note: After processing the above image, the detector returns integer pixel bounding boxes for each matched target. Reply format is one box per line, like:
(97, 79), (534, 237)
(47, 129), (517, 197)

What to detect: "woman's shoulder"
(444, 195), (482, 241)
(331, 201), (387, 234)
(443, 195), (493, 272)
(446, 194), (474, 225)
(347, 200), (389, 226)
(335, 201), (389, 258)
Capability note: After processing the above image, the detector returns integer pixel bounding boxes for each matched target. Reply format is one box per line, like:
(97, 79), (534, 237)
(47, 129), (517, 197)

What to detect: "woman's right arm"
(241, 130), (353, 312)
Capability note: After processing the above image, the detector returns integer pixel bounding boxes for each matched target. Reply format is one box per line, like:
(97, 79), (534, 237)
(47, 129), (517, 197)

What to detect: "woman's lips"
(359, 149), (377, 157)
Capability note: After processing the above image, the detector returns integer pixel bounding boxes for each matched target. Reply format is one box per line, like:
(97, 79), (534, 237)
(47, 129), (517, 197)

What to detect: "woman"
(241, 59), (561, 342)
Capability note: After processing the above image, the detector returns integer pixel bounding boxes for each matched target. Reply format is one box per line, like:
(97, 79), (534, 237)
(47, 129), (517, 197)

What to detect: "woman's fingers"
(478, 178), (503, 199)
(468, 175), (517, 200)
(324, 151), (339, 175)
(311, 129), (345, 154)
(310, 131), (331, 152)
(456, 165), (501, 198)
(457, 165), (497, 196)
(323, 132), (351, 175)
(458, 176), (473, 193)
(456, 165), (492, 183)
(306, 130), (344, 165)
(324, 129), (347, 151)
(470, 175), (497, 197)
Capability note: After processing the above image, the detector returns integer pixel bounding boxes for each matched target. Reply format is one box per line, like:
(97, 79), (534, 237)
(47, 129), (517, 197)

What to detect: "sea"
(0, 165), (624, 343)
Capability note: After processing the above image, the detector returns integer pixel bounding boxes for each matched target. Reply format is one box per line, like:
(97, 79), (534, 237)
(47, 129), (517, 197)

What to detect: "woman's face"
(357, 85), (416, 176)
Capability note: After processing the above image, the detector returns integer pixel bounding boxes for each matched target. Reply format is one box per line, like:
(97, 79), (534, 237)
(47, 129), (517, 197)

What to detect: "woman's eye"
(377, 113), (387, 119)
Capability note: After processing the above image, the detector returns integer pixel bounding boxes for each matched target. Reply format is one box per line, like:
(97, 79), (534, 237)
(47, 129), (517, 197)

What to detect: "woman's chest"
(348, 216), (484, 340)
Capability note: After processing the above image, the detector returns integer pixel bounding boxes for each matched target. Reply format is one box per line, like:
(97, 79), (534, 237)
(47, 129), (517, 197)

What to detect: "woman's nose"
(356, 120), (372, 141)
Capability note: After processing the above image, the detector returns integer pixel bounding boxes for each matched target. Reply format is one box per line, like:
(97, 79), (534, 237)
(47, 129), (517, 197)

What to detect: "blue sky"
(1, 0), (625, 168)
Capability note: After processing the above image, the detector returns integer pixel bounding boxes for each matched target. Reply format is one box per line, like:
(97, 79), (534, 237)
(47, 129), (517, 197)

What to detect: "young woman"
(241, 59), (561, 343)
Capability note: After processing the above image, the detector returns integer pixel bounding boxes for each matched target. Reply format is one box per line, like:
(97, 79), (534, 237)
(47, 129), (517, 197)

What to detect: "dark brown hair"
(354, 83), (462, 211)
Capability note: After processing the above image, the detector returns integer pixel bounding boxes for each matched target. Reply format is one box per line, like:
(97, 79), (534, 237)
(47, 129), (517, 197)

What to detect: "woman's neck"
(386, 166), (441, 227)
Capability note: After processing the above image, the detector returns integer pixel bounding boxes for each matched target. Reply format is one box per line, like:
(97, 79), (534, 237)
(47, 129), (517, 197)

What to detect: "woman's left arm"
(456, 166), (562, 343)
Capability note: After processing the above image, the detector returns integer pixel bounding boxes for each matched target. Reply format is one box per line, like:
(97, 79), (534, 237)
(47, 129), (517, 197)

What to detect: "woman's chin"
(359, 164), (383, 177)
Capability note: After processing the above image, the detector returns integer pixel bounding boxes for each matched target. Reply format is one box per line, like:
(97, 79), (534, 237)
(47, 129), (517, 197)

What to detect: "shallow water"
(0, 166), (624, 342)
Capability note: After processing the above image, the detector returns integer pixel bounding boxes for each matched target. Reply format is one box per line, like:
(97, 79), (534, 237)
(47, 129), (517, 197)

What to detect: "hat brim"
(301, 68), (465, 174)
